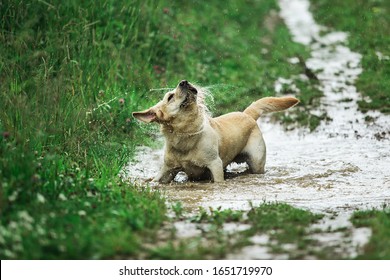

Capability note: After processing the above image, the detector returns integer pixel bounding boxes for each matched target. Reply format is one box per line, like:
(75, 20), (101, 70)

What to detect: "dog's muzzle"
(179, 80), (197, 94)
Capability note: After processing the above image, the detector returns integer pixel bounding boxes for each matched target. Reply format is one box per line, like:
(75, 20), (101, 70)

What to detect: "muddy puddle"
(121, 122), (389, 214)
(120, 0), (389, 258)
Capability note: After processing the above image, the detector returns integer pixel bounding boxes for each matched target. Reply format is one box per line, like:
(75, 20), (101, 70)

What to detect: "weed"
(191, 207), (245, 226)
(246, 203), (323, 246)
(351, 209), (390, 259)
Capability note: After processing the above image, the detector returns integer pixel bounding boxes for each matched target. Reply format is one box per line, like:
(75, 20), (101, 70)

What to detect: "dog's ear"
(132, 109), (156, 123)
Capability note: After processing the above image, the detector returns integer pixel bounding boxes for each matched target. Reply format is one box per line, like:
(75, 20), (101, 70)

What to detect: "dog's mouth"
(187, 85), (198, 94)
(180, 95), (190, 108)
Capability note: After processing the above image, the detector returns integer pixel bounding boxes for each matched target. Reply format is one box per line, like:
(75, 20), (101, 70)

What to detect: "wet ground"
(121, 127), (390, 214)
(121, 0), (390, 258)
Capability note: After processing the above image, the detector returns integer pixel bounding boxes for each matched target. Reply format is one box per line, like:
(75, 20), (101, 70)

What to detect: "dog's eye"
(167, 94), (174, 102)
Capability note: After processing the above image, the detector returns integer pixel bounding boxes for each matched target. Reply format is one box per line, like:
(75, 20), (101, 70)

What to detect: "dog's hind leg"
(243, 128), (266, 174)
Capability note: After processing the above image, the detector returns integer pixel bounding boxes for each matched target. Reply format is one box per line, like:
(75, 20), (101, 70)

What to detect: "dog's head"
(133, 80), (198, 123)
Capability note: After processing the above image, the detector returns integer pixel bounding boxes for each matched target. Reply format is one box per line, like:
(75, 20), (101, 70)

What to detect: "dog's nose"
(179, 80), (188, 87)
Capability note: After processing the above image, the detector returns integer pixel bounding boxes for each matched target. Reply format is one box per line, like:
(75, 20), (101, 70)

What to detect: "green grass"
(147, 203), (390, 260)
(0, 138), (167, 259)
(148, 203), (324, 260)
(245, 203), (324, 258)
(311, 0), (390, 113)
(246, 203), (323, 243)
(351, 208), (390, 259)
(190, 207), (245, 226)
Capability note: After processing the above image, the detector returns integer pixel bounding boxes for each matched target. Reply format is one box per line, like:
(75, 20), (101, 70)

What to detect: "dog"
(133, 80), (299, 183)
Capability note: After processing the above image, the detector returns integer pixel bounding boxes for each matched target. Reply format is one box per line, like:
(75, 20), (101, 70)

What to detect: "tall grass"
(0, 0), (172, 259)
(1, 0), (168, 164)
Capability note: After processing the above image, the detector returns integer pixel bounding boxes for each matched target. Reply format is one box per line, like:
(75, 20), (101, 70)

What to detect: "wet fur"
(133, 81), (299, 183)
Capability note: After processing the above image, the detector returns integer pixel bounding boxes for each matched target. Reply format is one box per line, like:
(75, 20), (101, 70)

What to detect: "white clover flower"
(58, 193), (67, 201)
(8, 221), (18, 230)
(37, 193), (45, 204)
(86, 191), (94, 197)
(8, 190), (19, 202)
(78, 210), (86, 216)
(18, 211), (34, 223)
(36, 225), (46, 236)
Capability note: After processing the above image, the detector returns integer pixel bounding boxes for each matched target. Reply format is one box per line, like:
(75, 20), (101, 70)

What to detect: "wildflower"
(153, 65), (166, 75)
(37, 193), (46, 204)
(36, 162), (42, 169)
(2, 131), (10, 139)
(126, 118), (131, 123)
(36, 225), (46, 236)
(163, 7), (170, 14)
(78, 210), (86, 216)
(18, 211), (34, 223)
(8, 221), (18, 230)
(58, 193), (67, 201)
(8, 190), (19, 202)
(119, 98), (125, 105)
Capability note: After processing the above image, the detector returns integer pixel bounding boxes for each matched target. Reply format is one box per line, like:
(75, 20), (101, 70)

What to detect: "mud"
(120, 126), (390, 213)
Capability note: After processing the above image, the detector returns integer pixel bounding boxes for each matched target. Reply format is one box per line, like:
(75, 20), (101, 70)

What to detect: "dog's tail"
(243, 96), (299, 120)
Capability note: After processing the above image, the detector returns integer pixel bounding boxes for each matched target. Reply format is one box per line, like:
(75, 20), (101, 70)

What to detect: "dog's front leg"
(153, 163), (178, 184)
(207, 158), (224, 182)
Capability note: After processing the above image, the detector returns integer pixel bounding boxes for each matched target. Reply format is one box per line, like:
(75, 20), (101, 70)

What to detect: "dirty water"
(120, 0), (390, 258)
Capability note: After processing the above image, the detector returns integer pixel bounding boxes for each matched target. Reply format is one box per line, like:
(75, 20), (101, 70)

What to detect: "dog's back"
(210, 96), (299, 170)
